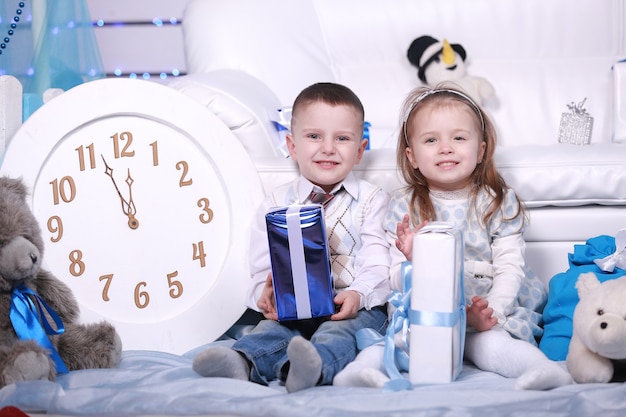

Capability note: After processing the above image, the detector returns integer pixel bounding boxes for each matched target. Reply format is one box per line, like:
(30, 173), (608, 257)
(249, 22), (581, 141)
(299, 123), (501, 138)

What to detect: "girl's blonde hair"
(397, 83), (525, 228)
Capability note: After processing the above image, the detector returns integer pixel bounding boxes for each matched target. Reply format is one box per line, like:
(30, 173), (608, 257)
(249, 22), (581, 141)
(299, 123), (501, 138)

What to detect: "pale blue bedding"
(2, 339), (626, 417)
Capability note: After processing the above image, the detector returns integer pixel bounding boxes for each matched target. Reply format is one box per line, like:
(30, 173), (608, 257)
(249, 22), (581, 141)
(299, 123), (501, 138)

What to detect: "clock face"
(1, 78), (265, 354)
(35, 115), (229, 324)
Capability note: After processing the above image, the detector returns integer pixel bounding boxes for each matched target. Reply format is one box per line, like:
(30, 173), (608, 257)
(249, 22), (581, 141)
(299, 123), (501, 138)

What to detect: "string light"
(93, 15), (185, 80)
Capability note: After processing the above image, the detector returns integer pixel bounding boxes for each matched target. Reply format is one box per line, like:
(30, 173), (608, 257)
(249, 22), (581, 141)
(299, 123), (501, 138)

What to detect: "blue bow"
(381, 284), (413, 391)
(356, 262), (413, 391)
(10, 285), (69, 374)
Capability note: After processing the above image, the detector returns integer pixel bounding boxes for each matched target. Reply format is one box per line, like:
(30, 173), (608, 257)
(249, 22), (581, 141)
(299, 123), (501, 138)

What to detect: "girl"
(334, 84), (572, 390)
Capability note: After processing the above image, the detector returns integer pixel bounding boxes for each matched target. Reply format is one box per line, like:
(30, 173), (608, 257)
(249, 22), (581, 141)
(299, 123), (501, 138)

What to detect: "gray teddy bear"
(0, 176), (122, 387)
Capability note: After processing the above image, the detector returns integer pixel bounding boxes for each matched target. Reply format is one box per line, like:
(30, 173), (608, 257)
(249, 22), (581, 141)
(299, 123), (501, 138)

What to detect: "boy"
(193, 82), (390, 392)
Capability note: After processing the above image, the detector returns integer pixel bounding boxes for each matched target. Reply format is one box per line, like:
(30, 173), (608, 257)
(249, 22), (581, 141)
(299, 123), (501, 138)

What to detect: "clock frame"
(0, 78), (265, 354)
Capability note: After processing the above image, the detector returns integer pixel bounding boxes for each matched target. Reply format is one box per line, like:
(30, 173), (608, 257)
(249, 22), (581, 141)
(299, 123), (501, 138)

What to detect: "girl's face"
(405, 102), (486, 192)
(286, 101), (367, 194)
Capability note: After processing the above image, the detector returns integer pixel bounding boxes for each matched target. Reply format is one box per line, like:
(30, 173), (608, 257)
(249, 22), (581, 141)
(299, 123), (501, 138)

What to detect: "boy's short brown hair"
(291, 82), (364, 129)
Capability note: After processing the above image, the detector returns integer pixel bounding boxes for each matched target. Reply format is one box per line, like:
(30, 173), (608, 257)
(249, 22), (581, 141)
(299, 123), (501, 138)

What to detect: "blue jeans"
(232, 306), (388, 386)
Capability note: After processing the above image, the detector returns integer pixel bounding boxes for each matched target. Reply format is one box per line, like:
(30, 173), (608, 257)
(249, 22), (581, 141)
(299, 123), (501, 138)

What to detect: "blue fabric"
(10, 285), (68, 373)
(539, 235), (626, 361)
(232, 306), (387, 386)
(4, 342), (626, 416)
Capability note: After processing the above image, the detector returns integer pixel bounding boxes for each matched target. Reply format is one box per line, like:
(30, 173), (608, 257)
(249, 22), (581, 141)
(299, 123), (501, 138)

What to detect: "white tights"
(334, 326), (573, 390)
(465, 326), (572, 389)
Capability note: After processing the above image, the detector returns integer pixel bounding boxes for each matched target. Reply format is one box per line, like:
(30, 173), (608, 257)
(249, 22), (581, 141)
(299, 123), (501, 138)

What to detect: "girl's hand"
(466, 296), (497, 332)
(330, 290), (360, 321)
(257, 274), (278, 321)
(395, 215), (428, 260)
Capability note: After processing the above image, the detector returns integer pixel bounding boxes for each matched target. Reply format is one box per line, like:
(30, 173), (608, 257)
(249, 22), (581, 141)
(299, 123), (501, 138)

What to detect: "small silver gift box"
(558, 98), (593, 145)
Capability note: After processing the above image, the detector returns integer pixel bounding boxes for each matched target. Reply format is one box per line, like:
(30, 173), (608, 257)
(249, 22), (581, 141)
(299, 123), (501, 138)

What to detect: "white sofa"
(170, 0), (626, 286)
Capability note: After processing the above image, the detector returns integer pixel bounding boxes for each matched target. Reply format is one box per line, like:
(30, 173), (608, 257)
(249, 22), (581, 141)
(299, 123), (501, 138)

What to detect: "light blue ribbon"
(10, 285), (69, 374)
(409, 304), (466, 381)
(409, 308), (464, 327)
(378, 262), (412, 390)
(354, 262), (414, 391)
(381, 286), (412, 391)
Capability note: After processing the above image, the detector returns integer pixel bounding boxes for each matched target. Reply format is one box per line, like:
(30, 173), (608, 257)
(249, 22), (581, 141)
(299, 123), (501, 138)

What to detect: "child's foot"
(514, 362), (573, 390)
(333, 344), (389, 388)
(333, 366), (390, 388)
(192, 346), (250, 381)
(285, 336), (322, 393)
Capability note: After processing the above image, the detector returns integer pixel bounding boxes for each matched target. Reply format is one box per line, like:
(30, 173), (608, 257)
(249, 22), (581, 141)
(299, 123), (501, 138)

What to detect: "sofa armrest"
(167, 71), (286, 158)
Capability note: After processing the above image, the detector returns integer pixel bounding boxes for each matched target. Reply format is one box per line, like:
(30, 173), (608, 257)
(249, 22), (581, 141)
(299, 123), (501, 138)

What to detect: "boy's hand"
(257, 274), (278, 321)
(395, 215), (428, 260)
(466, 295), (497, 332)
(330, 290), (360, 320)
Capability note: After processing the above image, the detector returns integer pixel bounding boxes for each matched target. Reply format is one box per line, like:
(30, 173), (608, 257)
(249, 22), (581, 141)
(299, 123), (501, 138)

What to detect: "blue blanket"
(2, 340), (626, 417)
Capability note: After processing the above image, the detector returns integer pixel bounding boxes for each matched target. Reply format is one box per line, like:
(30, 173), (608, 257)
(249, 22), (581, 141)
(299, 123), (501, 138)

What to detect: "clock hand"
(101, 155), (139, 230)
(124, 169), (139, 229)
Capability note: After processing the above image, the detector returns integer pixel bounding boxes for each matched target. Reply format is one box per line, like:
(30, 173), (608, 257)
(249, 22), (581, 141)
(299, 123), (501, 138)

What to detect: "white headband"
(402, 88), (485, 146)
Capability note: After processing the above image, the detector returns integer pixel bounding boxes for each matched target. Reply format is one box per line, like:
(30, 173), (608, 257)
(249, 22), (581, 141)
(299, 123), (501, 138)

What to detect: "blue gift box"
(265, 204), (335, 321)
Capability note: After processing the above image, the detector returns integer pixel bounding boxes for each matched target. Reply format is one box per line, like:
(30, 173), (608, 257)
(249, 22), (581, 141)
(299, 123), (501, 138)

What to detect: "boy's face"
(286, 101), (367, 194)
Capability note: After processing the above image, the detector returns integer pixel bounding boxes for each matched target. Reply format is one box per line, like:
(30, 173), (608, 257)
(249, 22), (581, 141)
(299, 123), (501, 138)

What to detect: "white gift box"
(409, 222), (465, 384)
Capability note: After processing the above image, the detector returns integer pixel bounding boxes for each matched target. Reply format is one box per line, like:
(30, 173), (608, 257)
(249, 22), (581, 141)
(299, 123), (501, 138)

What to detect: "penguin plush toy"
(407, 35), (495, 105)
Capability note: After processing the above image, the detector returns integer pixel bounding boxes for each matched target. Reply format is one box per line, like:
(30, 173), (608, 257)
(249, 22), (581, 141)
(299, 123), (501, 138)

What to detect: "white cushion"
(167, 71), (284, 158)
(496, 144), (626, 207)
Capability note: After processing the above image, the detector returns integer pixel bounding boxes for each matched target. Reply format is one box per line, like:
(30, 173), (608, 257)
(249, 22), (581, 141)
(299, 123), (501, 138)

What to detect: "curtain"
(0, 0), (104, 117)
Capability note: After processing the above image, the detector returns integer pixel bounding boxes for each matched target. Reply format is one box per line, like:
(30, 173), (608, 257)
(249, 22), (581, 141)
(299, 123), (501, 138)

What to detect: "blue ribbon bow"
(356, 262), (413, 391)
(10, 285), (69, 374)
(381, 283), (413, 391)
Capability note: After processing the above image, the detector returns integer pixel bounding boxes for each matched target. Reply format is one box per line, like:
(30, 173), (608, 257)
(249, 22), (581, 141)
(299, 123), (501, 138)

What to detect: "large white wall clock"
(0, 78), (265, 354)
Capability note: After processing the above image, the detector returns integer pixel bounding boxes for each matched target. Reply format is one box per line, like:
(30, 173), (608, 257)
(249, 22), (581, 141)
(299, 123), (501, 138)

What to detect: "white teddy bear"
(566, 273), (626, 383)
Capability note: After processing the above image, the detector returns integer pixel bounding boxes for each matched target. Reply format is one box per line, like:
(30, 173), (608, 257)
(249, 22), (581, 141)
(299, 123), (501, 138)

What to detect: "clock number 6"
(135, 276), (183, 308)
(99, 273), (183, 307)
(135, 282), (150, 309)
